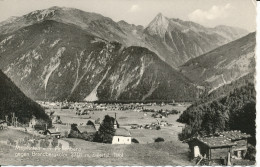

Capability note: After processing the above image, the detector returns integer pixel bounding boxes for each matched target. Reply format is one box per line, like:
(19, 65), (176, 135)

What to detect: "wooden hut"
(186, 130), (251, 165)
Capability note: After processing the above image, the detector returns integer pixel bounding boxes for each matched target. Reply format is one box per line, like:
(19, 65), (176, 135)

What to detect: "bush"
(245, 145), (256, 161)
(154, 137), (164, 142)
(87, 120), (95, 126)
(68, 140), (75, 148)
(131, 138), (139, 143)
(40, 139), (50, 148)
(7, 138), (16, 146)
(64, 131), (69, 138)
(51, 138), (58, 148)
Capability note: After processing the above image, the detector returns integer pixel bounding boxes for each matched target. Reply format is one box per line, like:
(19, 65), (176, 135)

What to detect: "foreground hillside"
(0, 70), (50, 124)
(180, 32), (255, 92)
(178, 82), (255, 145)
(0, 20), (198, 102)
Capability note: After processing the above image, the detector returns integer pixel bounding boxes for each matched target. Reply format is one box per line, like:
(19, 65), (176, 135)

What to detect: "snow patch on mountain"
(34, 9), (56, 21)
(42, 47), (66, 97)
(50, 39), (61, 48)
(0, 35), (14, 46)
(84, 68), (110, 101)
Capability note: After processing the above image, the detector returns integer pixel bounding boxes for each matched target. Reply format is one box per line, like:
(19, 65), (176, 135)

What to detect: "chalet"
(29, 116), (37, 128)
(186, 130), (251, 165)
(44, 128), (61, 139)
(0, 120), (8, 130)
(69, 124), (97, 140)
(77, 125), (97, 135)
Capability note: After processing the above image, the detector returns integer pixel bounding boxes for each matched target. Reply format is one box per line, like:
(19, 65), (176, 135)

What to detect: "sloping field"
(0, 138), (191, 165)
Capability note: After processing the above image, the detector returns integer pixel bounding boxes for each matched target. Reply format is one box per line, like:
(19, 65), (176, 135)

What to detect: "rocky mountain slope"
(0, 70), (50, 123)
(179, 32), (256, 93)
(0, 20), (199, 102)
(0, 7), (248, 68)
(142, 13), (248, 67)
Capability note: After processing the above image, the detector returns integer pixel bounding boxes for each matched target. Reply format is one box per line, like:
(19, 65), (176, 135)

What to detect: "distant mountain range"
(0, 20), (199, 101)
(180, 32), (255, 93)
(0, 6), (254, 102)
(0, 7), (248, 68)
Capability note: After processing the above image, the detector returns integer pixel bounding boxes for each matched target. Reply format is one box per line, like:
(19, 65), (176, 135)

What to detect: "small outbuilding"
(44, 129), (61, 139)
(77, 125), (97, 134)
(185, 130), (251, 165)
(0, 120), (8, 130)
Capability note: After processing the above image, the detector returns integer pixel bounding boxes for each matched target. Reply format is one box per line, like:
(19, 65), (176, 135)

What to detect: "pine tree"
(97, 115), (116, 143)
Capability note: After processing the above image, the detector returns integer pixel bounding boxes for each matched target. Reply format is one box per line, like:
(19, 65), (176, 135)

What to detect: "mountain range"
(180, 32), (255, 93)
(0, 6), (255, 102)
(0, 7), (248, 68)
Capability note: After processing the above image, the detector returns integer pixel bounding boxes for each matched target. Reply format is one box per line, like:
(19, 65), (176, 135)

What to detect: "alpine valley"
(0, 6), (255, 102)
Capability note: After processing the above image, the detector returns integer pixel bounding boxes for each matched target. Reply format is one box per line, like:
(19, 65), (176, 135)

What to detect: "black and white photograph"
(0, 0), (257, 166)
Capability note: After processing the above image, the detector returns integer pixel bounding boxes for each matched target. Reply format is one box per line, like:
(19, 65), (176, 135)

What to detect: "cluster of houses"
(29, 112), (132, 145)
(37, 100), (172, 113)
(130, 120), (170, 130)
(0, 113), (19, 130)
(68, 113), (132, 144)
(151, 109), (180, 118)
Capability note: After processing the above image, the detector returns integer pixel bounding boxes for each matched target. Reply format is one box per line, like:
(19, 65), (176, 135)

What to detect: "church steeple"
(114, 113), (117, 129)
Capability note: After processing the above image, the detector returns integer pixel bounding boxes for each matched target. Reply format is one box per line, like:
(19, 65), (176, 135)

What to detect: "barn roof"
(114, 128), (131, 137)
(196, 136), (237, 148)
(187, 130), (251, 149)
(0, 120), (5, 124)
(216, 130), (251, 140)
(46, 129), (61, 134)
(77, 125), (96, 134)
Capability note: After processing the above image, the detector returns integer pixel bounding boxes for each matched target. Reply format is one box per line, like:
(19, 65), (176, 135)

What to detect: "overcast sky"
(0, 0), (256, 32)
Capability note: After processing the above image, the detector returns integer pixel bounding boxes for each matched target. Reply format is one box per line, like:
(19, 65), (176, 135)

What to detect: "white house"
(112, 128), (131, 144)
(29, 116), (37, 128)
(111, 113), (131, 144)
(0, 120), (8, 130)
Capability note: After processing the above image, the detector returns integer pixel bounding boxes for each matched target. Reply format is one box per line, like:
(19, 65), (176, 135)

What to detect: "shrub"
(154, 137), (164, 142)
(51, 138), (58, 148)
(7, 138), (16, 146)
(86, 120), (95, 126)
(131, 138), (139, 143)
(68, 140), (75, 148)
(40, 139), (50, 148)
(245, 144), (256, 161)
(64, 131), (69, 138)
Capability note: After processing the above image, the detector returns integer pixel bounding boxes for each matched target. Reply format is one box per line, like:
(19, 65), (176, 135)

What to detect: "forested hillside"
(197, 73), (254, 104)
(178, 82), (255, 144)
(0, 70), (50, 124)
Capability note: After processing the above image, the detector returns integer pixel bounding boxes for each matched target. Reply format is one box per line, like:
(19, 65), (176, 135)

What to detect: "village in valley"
(0, 100), (255, 165)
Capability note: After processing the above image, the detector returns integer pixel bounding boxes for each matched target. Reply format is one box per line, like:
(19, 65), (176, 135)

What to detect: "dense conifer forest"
(0, 70), (50, 124)
(178, 81), (255, 145)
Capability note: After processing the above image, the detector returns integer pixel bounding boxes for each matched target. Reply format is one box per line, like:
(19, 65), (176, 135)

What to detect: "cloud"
(188, 3), (231, 23)
(129, 4), (140, 12)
